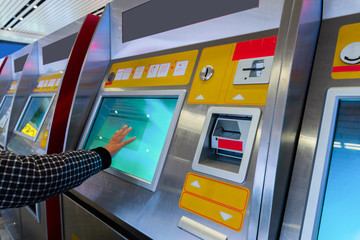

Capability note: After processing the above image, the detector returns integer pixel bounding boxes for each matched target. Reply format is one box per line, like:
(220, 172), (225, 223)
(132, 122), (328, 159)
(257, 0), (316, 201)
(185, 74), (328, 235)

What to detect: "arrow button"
(220, 211), (232, 221)
(190, 180), (200, 188)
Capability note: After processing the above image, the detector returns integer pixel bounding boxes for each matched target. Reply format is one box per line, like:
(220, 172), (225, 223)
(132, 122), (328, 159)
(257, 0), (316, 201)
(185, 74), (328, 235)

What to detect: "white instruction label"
(173, 61), (189, 76)
(147, 64), (160, 78)
(122, 68), (132, 80)
(133, 66), (145, 79)
(48, 79), (56, 87)
(157, 63), (171, 77)
(115, 69), (124, 80)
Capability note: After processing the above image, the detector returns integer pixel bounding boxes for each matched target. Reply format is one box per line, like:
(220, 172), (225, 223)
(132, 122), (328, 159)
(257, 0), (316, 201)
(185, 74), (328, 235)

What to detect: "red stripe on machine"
(218, 139), (243, 151)
(105, 82), (113, 85)
(0, 56), (8, 74)
(232, 36), (277, 61)
(332, 65), (360, 72)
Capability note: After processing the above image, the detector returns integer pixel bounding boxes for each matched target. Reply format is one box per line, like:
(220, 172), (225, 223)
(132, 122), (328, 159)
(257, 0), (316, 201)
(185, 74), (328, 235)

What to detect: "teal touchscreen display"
(317, 100), (360, 239)
(84, 96), (178, 183)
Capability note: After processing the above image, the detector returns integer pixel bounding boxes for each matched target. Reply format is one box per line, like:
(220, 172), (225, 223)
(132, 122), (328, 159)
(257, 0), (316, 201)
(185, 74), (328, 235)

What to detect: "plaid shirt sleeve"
(0, 147), (111, 209)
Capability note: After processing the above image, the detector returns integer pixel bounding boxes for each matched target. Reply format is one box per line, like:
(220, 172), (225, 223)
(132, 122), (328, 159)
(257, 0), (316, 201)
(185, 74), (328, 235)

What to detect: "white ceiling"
(0, 0), (112, 43)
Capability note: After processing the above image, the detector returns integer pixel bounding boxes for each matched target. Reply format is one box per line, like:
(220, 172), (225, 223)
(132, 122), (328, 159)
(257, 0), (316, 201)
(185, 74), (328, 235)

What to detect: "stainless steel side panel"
(257, 0), (321, 238)
(20, 202), (47, 240)
(62, 194), (126, 240)
(280, 13), (360, 240)
(1, 208), (22, 240)
(64, 6), (111, 151)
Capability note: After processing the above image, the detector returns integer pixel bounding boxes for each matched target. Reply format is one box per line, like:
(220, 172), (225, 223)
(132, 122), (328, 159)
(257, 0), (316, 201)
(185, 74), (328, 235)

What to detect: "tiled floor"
(0, 214), (11, 240)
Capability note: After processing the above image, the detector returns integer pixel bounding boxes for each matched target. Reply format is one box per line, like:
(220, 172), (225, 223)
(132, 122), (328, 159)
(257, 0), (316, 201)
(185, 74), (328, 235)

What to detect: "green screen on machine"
(83, 96), (178, 183)
(15, 96), (52, 140)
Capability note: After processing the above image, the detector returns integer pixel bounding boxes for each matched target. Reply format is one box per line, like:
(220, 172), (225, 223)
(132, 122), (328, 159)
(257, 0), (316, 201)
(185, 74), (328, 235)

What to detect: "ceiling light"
(33, 5), (38, 9)
(7, 28), (12, 31)
(19, 17), (24, 21)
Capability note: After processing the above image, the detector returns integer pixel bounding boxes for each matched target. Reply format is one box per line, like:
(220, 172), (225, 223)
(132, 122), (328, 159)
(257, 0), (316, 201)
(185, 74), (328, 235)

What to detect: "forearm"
(0, 147), (111, 209)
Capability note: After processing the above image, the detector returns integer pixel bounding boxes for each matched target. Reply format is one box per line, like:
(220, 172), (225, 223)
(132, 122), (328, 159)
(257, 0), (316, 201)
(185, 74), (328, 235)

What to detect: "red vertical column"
(45, 14), (100, 240)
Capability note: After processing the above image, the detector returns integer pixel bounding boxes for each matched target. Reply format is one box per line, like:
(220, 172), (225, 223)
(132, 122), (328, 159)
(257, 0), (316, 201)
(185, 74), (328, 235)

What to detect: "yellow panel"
(72, 234), (80, 240)
(39, 130), (49, 148)
(105, 50), (198, 88)
(188, 44), (235, 104)
(184, 173), (249, 211)
(224, 83), (269, 106)
(332, 23), (360, 79)
(34, 73), (63, 92)
(21, 123), (37, 138)
(180, 192), (245, 231)
(7, 81), (17, 93)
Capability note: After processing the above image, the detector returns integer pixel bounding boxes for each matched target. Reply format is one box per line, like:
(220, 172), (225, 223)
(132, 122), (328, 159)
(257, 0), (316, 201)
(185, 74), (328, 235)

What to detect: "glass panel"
(317, 100), (360, 239)
(0, 96), (13, 129)
(84, 96), (178, 183)
(16, 96), (52, 140)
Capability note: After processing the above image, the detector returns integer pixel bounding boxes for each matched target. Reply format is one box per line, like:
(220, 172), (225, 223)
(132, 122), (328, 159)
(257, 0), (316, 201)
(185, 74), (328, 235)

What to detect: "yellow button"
(180, 192), (245, 231)
(184, 173), (249, 211)
(188, 44), (236, 104)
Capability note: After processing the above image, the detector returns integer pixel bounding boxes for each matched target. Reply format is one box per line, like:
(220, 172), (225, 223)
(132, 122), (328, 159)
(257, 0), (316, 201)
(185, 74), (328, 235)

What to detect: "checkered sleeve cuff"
(91, 147), (111, 170)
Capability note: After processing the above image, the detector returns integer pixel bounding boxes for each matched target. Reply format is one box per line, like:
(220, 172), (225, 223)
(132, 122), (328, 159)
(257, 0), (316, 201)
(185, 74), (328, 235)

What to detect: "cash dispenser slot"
(193, 107), (260, 183)
(211, 117), (251, 159)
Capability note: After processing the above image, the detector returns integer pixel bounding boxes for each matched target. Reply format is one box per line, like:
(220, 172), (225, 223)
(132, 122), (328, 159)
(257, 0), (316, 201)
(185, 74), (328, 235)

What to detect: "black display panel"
(42, 33), (77, 65)
(14, 54), (28, 72)
(122, 0), (259, 42)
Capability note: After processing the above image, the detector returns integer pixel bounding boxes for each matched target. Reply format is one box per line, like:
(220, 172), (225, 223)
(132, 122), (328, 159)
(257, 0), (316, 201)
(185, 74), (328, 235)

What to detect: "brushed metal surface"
(1, 208), (21, 240)
(280, 13), (360, 240)
(257, 0), (321, 239)
(5, 43), (40, 151)
(0, 43), (36, 150)
(62, 195), (126, 240)
(20, 202), (47, 240)
(323, 0), (360, 19)
(64, 5), (111, 151)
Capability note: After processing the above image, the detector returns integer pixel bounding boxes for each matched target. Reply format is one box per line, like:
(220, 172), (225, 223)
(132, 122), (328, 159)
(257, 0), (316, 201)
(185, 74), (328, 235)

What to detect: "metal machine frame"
(301, 87), (360, 239)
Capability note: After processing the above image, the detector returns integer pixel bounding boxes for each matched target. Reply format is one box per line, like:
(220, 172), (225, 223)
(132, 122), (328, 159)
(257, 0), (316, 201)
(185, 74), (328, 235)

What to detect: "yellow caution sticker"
(21, 123), (37, 138)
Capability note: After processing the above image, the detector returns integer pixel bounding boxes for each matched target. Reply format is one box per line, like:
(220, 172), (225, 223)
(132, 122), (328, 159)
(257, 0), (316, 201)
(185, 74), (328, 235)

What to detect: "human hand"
(104, 125), (136, 157)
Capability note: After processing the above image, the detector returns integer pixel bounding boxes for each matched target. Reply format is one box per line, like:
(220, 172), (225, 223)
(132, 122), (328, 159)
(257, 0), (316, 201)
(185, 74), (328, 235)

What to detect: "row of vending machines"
(0, 0), (359, 239)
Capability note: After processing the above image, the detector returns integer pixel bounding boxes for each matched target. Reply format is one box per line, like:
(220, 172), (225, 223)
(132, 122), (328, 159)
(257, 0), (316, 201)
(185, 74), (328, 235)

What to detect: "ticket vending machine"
(5, 15), (99, 240)
(281, 1), (360, 240)
(62, 0), (320, 239)
(0, 45), (34, 151)
(0, 44), (35, 240)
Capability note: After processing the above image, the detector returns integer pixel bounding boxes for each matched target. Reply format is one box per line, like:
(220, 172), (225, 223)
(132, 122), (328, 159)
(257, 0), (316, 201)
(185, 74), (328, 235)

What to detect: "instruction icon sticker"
(332, 23), (360, 79)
